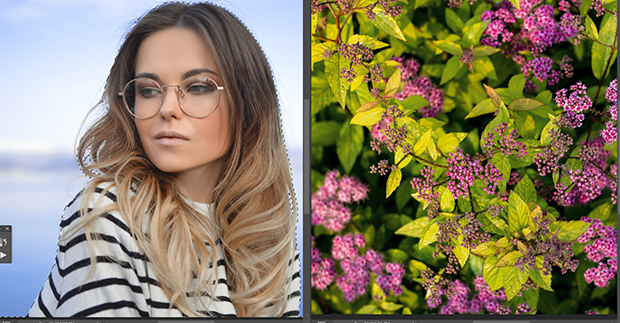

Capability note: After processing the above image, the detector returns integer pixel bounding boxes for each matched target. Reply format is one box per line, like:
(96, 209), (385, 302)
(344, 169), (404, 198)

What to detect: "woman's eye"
(138, 87), (161, 98)
(186, 83), (216, 95)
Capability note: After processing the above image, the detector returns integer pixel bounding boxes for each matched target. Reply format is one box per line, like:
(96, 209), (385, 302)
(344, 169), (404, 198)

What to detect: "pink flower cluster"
(446, 148), (503, 198)
(330, 234), (404, 301)
(555, 81), (592, 128)
(602, 79), (618, 144)
(312, 171), (369, 232)
(481, 122), (528, 159)
(392, 57), (444, 117)
(578, 217), (618, 288)
(410, 167), (440, 204)
(311, 237), (337, 290)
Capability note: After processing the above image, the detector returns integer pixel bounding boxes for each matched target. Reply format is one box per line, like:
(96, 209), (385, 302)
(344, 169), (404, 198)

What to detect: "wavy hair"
(69, 2), (297, 317)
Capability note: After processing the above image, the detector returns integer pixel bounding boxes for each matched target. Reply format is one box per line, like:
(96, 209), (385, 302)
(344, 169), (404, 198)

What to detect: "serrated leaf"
(337, 121), (364, 173)
(434, 40), (464, 56)
(495, 237), (511, 248)
(471, 241), (499, 257)
(437, 132), (468, 154)
(387, 168), (402, 198)
(529, 256), (553, 291)
(371, 6), (406, 41)
(440, 56), (464, 85)
(441, 188), (456, 212)
(395, 216), (430, 238)
(401, 95), (430, 114)
(385, 68), (401, 97)
(453, 241), (470, 268)
(420, 221), (439, 249)
(483, 255), (504, 290)
(472, 45), (501, 57)
(491, 154), (511, 194)
(446, 8), (465, 34)
(514, 174), (537, 203)
(311, 75), (337, 116)
(508, 98), (545, 111)
(325, 52), (349, 108)
(348, 34), (389, 49)
(426, 137), (440, 160)
(350, 107), (385, 126)
(508, 74), (525, 100)
(414, 128), (433, 155)
(465, 98), (496, 119)
(356, 100), (382, 113)
(495, 250), (523, 267)
(503, 267), (528, 300)
(585, 15), (599, 40)
(592, 16), (617, 80)
(508, 192), (529, 236)
(540, 114), (559, 146)
(312, 121), (342, 146)
(462, 21), (489, 48)
(554, 221), (591, 241)
(484, 84), (503, 108)
(473, 56), (497, 80)
(311, 43), (335, 70)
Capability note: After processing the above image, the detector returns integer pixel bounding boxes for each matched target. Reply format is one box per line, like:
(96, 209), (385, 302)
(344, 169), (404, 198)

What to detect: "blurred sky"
(0, 0), (303, 155)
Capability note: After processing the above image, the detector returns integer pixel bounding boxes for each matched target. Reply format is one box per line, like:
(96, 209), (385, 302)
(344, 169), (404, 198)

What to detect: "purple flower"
(312, 171), (369, 232)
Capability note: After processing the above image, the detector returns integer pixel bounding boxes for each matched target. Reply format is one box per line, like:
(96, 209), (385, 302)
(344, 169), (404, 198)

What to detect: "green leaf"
(508, 0), (521, 10)
(473, 56), (497, 80)
(357, 304), (379, 314)
(395, 216), (430, 238)
(445, 8), (465, 34)
(508, 98), (545, 111)
(471, 241), (499, 257)
(414, 128), (433, 155)
(529, 256), (553, 291)
(588, 201), (613, 221)
(311, 75), (337, 116)
(514, 174), (537, 203)
(440, 56), (464, 85)
(312, 121), (342, 146)
(592, 16), (617, 80)
(453, 236), (470, 267)
(472, 45), (501, 57)
(585, 15), (599, 40)
(508, 74), (525, 100)
(311, 43), (335, 70)
(434, 40), (464, 56)
(401, 95), (430, 114)
(371, 6), (406, 41)
(495, 250), (523, 267)
(495, 237), (511, 248)
(535, 90), (553, 105)
(348, 34), (389, 49)
(508, 192), (529, 236)
(386, 249), (409, 263)
(337, 121), (364, 173)
(484, 84), (503, 108)
(419, 221), (439, 249)
(380, 302), (403, 311)
(350, 107), (385, 126)
(441, 188), (456, 212)
(483, 255), (504, 290)
(515, 113), (536, 139)
(491, 154), (511, 194)
(372, 282), (387, 302)
(437, 132), (468, 154)
(466, 98), (496, 119)
(540, 114), (559, 146)
(462, 20), (489, 49)
(325, 52), (349, 108)
(387, 168), (402, 198)
(554, 221), (591, 241)
(385, 68), (401, 97)
(503, 267), (528, 300)
(356, 100), (382, 113)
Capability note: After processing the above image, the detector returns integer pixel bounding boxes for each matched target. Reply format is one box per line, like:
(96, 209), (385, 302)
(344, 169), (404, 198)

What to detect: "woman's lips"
(155, 131), (189, 145)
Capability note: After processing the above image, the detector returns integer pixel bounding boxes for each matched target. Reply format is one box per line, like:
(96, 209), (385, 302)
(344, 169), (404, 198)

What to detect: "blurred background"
(0, 0), (303, 316)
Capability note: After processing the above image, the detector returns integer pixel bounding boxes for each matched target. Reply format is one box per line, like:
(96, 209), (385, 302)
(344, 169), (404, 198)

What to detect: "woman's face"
(133, 28), (232, 192)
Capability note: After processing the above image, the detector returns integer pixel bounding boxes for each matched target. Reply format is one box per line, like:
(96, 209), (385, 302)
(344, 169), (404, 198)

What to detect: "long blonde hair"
(70, 2), (297, 317)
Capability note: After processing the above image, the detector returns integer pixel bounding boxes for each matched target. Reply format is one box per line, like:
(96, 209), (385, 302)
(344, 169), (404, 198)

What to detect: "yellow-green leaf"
(414, 128), (433, 155)
(592, 15), (617, 80)
(371, 6), (406, 41)
(395, 216), (430, 238)
(472, 241), (499, 257)
(441, 188), (455, 212)
(437, 132), (468, 154)
(585, 15), (599, 40)
(466, 98), (497, 119)
(472, 46), (501, 57)
(325, 52), (349, 108)
(484, 84), (503, 108)
(387, 168), (402, 198)
(385, 68), (401, 97)
(434, 40), (464, 56)
(380, 302), (403, 311)
(495, 250), (523, 267)
(508, 98), (545, 111)
(483, 255), (504, 290)
(420, 221), (439, 249)
(348, 34), (389, 49)
(440, 56), (464, 85)
(508, 192), (529, 235)
(350, 107), (385, 126)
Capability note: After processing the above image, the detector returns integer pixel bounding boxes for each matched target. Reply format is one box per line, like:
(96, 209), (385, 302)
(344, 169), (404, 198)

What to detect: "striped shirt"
(27, 183), (301, 317)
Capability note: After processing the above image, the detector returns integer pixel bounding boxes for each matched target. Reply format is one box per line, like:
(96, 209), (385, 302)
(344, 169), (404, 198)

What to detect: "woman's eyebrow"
(182, 68), (219, 79)
(135, 72), (160, 81)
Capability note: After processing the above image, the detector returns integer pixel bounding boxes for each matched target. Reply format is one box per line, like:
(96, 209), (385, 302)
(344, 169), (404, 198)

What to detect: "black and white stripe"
(27, 183), (301, 317)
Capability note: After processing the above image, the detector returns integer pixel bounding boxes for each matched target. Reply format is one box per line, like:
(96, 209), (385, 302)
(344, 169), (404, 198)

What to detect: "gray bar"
(0, 224), (11, 263)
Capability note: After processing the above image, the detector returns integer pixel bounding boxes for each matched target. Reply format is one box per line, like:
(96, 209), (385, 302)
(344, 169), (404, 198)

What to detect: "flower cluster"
(578, 217), (618, 288)
(602, 79), (618, 144)
(370, 105), (409, 154)
(521, 56), (572, 91)
(422, 271), (531, 314)
(410, 167), (440, 205)
(330, 234), (404, 301)
(481, 122), (528, 159)
(555, 81), (592, 128)
(365, 0), (404, 19)
(311, 171), (368, 232)
(311, 237), (337, 290)
(446, 148), (503, 198)
(392, 56), (444, 117)
(533, 125), (573, 176)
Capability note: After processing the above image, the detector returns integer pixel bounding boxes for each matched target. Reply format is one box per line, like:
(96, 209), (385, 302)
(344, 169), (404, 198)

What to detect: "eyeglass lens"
(122, 76), (221, 118)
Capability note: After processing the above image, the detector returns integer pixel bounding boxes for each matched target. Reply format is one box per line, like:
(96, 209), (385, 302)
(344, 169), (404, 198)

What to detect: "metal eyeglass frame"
(118, 75), (225, 119)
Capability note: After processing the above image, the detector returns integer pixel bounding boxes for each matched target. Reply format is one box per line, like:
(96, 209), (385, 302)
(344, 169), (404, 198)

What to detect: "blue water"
(0, 163), (303, 317)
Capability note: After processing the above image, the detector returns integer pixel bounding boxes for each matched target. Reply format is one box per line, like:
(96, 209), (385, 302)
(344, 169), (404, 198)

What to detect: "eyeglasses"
(118, 76), (225, 119)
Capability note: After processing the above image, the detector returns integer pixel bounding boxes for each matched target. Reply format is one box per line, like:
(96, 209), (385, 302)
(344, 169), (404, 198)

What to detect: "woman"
(27, 2), (300, 317)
